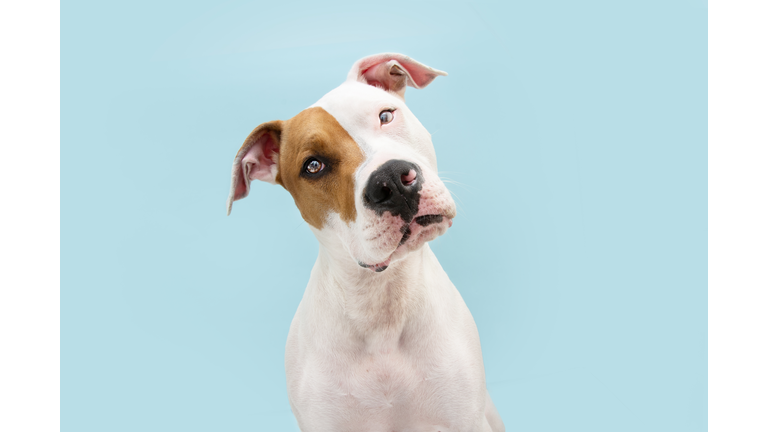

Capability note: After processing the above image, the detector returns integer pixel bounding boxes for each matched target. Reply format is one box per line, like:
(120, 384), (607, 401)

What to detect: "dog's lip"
(413, 214), (445, 227)
(357, 259), (391, 272)
(358, 214), (453, 272)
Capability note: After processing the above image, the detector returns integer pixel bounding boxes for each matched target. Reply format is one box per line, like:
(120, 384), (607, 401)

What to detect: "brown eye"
(379, 110), (394, 124)
(305, 159), (324, 174)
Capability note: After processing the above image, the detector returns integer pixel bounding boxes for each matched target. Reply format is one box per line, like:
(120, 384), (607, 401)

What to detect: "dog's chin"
(357, 215), (452, 273)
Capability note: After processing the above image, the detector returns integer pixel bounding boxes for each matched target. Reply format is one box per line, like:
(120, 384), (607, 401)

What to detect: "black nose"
(363, 160), (423, 222)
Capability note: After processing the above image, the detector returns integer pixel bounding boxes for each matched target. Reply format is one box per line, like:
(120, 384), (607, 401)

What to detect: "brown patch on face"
(275, 107), (365, 229)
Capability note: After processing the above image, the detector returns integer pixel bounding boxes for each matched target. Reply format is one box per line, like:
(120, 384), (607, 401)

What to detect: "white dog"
(227, 53), (504, 432)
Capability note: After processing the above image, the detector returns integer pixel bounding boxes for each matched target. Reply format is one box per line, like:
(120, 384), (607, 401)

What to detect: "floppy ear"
(226, 120), (283, 215)
(347, 53), (447, 98)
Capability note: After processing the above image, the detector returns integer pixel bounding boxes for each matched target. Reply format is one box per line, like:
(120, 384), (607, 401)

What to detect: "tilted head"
(227, 53), (456, 272)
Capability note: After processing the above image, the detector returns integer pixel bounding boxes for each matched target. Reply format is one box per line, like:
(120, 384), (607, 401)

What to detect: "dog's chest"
(342, 349), (440, 408)
(285, 252), (487, 430)
(288, 330), (483, 431)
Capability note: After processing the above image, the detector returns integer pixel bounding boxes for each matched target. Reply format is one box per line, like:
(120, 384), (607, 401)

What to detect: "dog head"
(227, 53), (456, 272)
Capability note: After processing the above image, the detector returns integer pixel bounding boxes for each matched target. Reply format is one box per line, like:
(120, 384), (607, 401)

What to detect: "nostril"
(401, 169), (417, 186)
(366, 183), (393, 205)
(380, 185), (392, 200)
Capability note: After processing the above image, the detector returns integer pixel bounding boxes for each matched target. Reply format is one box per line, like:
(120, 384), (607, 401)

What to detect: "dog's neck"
(310, 232), (439, 351)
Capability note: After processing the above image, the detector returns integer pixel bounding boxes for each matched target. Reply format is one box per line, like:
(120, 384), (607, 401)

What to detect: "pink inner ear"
(351, 54), (447, 97)
(233, 133), (279, 202)
(361, 60), (410, 93)
(243, 135), (278, 182)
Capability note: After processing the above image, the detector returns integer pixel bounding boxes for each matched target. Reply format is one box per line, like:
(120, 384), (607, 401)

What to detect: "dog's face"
(227, 54), (456, 272)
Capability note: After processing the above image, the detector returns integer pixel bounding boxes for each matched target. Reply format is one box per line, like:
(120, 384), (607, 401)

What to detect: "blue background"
(63, 1), (707, 430)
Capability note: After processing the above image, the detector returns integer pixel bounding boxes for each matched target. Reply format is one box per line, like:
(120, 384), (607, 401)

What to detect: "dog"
(227, 53), (504, 432)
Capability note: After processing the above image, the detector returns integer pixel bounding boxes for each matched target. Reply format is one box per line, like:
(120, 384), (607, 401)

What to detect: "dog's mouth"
(399, 214), (444, 245)
(358, 214), (452, 272)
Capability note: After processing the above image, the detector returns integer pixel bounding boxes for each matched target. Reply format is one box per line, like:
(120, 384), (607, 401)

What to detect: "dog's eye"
(379, 110), (394, 124)
(305, 158), (324, 174)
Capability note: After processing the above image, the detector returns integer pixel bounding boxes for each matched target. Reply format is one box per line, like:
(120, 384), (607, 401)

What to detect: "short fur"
(227, 53), (504, 432)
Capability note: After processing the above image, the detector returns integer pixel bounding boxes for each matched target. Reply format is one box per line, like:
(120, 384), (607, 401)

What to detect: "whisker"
(446, 187), (470, 222)
(439, 175), (478, 192)
(441, 179), (477, 192)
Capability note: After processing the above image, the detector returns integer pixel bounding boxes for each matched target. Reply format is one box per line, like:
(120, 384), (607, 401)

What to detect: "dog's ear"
(347, 53), (447, 98)
(226, 120), (283, 215)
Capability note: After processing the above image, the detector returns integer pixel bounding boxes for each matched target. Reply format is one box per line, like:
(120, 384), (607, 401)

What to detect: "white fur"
(233, 54), (504, 431)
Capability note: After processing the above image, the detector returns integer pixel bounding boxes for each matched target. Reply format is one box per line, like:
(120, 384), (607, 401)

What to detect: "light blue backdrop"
(62, 1), (707, 430)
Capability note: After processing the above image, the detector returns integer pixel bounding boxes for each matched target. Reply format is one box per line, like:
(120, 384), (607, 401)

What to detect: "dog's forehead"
(311, 82), (403, 155)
